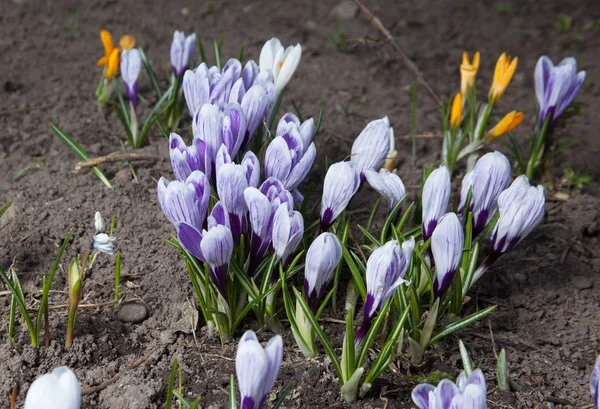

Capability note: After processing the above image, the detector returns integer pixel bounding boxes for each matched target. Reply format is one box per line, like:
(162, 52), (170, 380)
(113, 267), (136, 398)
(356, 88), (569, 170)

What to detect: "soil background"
(1, 0), (600, 408)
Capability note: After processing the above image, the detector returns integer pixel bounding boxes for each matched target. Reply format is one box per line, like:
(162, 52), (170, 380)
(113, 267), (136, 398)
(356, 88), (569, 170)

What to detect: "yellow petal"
(100, 30), (115, 59)
(472, 51), (480, 71)
(460, 51), (480, 96)
(106, 48), (120, 80)
(450, 93), (462, 129)
(119, 34), (136, 50)
(97, 56), (108, 67)
(489, 53), (518, 103)
(487, 111), (524, 140)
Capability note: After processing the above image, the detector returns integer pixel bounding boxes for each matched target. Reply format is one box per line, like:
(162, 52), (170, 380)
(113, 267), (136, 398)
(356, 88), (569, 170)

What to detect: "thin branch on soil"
(544, 395), (575, 406)
(396, 132), (442, 140)
(75, 153), (162, 170)
(11, 383), (17, 409)
(487, 319), (498, 358)
(353, 0), (441, 105)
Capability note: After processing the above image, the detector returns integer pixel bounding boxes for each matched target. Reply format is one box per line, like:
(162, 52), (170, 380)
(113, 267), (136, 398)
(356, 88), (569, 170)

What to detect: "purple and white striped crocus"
(183, 58), (243, 116)
(458, 151), (511, 236)
(422, 166), (451, 242)
(304, 232), (342, 309)
(244, 178), (294, 273)
(169, 133), (207, 182)
(591, 355), (600, 409)
(320, 161), (361, 230)
(200, 223), (234, 299)
(350, 117), (392, 182)
(356, 238), (415, 344)
(170, 31), (196, 77)
(264, 113), (316, 194)
(216, 148), (260, 241)
(412, 369), (487, 409)
(272, 205), (304, 267)
(364, 168), (406, 212)
(120, 48), (141, 109)
(236, 330), (283, 409)
(473, 175), (545, 282)
(535, 56), (585, 127)
(192, 103), (247, 180)
(431, 213), (464, 298)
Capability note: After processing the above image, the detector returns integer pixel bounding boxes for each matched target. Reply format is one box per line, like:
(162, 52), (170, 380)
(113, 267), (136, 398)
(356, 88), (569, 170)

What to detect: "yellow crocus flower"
(489, 53), (518, 103)
(486, 111), (524, 141)
(450, 93), (462, 129)
(97, 30), (136, 80)
(460, 51), (480, 96)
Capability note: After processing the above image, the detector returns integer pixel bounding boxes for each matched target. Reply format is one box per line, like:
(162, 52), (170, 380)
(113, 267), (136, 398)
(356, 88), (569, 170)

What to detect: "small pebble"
(116, 301), (149, 323)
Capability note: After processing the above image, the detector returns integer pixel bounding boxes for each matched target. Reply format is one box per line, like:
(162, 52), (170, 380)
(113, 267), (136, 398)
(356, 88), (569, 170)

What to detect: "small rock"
(180, 7), (190, 16)
(513, 273), (527, 284)
(116, 301), (149, 323)
(330, 0), (356, 20)
(571, 275), (592, 291)
(114, 168), (131, 181)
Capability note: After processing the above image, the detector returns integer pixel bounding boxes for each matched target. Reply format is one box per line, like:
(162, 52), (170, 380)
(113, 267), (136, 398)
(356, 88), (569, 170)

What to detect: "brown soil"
(1, 0), (599, 408)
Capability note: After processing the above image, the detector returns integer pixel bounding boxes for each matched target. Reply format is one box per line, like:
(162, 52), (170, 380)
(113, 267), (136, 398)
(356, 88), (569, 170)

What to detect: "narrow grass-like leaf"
(165, 356), (178, 409)
(341, 244), (367, 301)
(459, 340), (473, 375)
(380, 195), (406, 243)
(197, 37), (207, 64)
(156, 119), (170, 140)
(364, 197), (381, 241)
(357, 225), (381, 247)
(0, 199), (13, 218)
(428, 305), (497, 346)
(232, 284), (278, 332)
(138, 87), (173, 147)
(0, 268), (36, 345)
(213, 39), (221, 69)
(139, 48), (162, 99)
(356, 297), (394, 368)
(497, 348), (508, 391)
(291, 100), (304, 123)
(272, 384), (291, 409)
(229, 374), (237, 409)
(313, 103), (325, 140)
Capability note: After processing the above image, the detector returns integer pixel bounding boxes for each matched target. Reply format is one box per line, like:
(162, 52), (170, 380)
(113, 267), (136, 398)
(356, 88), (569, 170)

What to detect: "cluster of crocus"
(24, 366), (81, 409)
(412, 369), (487, 409)
(320, 116), (406, 229)
(236, 330), (283, 409)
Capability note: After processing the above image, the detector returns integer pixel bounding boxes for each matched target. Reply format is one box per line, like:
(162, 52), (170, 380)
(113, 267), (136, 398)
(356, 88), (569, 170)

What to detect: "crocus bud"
(264, 116), (316, 191)
(170, 31), (196, 77)
(591, 355), (600, 409)
(240, 83), (272, 149)
(120, 48), (141, 109)
(458, 151), (511, 236)
(535, 56), (586, 127)
(217, 161), (252, 241)
(489, 52), (518, 104)
(182, 67), (211, 116)
(320, 161), (361, 230)
(236, 330), (283, 409)
(169, 133), (207, 182)
(272, 205), (304, 267)
(460, 51), (480, 97)
(350, 116), (391, 180)
(92, 233), (116, 255)
(357, 238), (414, 344)
(486, 110), (524, 141)
(431, 213), (464, 298)
(474, 175), (545, 282)
(412, 369), (487, 409)
(304, 232), (342, 304)
(364, 168), (406, 212)
(242, 60), (259, 89)
(94, 211), (105, 234)
(259, 37), (302, 97)
(25, 366), (81, 409)
(421, 166), (451, 241)
(200, 225), (234, 299)
(157, 171), (210, 231)
(450, 93), (462, 129)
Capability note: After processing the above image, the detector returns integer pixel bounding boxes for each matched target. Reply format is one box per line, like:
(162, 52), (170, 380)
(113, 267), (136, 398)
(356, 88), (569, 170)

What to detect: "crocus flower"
(489, 52), (518, 104)
(120, 48), (141, 109)
(93, 233), (116, 255)
(183, 59), (243, 116)
(25, 366), (81, 409)
(97, 30), (135, 80)
(169, 133), (208, 182)
(356, 238), (415, 344)
(458, 151), (511, 236)
(304, 232), (342, 306)
(535, 56), (586, 126)
(236, 330), (283, 409)
(239, 78), (274, 150)
(460, 51), (480, 97)
(94, 211), (105, 234)
(350, 116), (392, 181)
(422, 166), (451, 241)
(473, 175), (545, 282)
(272, 205), (304, 267)
(244, 178), (294, 272)
(264, 113), (316, 192)
(450, 93), (462, 129)
(384, 127), (398, 171)
(200, 224), (234, 299)
(259, 37), (302, 97)
(486, 111), (524, 141)
(320, 161), (361, 230)
(591, 355), (600, 409)
(412, 368), (487, 409)
(364, 168), (406, 212)
(170, 30), (196, 77)
(431, 213), (464, 298)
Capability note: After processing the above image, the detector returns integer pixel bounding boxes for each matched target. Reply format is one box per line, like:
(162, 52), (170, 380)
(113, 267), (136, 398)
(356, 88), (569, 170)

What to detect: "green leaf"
(428, 305), (497, 346)
(165, 356), (178, 409)
(0, 268), (36, 345)
(213, 39), (221, 69)
(0, 199), (13, 218)
(272, 384), (291, 409)
(458, 339), (473, 375)
(497, 348), (508, 391)
(229, 374), (237, 409)
(357, 224), (381, 247)
(139, 48), (162, 99)
(313, 104), (325, 140)
(50, 123), (112, 188)
(138, 87), (173, 147)
(341, 244), (367, 301)
(291, 100), (304, 123)
(380, 194), (407, 243)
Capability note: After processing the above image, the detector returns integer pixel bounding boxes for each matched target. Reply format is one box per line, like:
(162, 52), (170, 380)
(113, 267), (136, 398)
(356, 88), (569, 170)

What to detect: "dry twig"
(11, 383), (17, 409)
(75, 152), (161, 170)
(353, 0), (441, 105)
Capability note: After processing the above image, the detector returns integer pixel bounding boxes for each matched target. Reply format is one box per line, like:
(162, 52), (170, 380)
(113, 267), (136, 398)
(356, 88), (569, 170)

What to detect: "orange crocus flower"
(460, 51), (480, 96)
(486, 111), (524, 141)
(97, 30), (136, 80)
(489, 53), (518, 104)
(450, 93), (462, 129)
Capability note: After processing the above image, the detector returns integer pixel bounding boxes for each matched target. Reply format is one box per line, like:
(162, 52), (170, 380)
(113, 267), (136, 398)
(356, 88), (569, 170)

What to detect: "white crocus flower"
(259, 37), (302, 97)
(25, 366), (81, 409)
